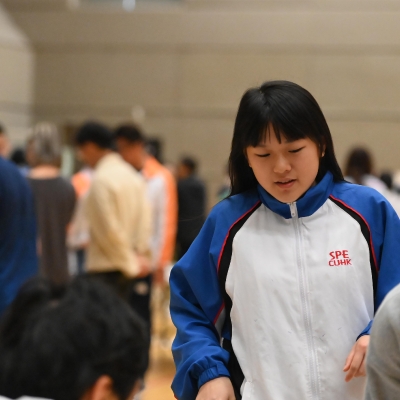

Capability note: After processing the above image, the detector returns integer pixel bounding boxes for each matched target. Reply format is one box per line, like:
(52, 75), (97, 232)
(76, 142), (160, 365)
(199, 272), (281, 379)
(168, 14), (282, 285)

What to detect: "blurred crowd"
(0, 120), (211, 400)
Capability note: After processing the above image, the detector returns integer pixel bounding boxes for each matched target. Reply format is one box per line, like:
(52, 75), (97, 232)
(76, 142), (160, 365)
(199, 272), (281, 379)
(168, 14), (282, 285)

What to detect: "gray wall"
(0, 3), (34, 146)
(3, 0), (400, 202)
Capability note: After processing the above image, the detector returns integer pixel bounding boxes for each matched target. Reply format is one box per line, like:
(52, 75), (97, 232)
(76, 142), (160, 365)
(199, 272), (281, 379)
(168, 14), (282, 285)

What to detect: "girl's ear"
(320, 140), (326, 158)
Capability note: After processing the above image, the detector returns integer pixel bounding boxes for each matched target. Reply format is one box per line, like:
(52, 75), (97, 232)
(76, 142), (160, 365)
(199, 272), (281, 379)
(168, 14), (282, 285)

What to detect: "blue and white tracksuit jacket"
(170, 172), (400, 400)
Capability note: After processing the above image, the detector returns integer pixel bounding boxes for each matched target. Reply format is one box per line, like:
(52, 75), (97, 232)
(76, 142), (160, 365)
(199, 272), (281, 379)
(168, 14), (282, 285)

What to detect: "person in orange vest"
(115, 124), (178, 329)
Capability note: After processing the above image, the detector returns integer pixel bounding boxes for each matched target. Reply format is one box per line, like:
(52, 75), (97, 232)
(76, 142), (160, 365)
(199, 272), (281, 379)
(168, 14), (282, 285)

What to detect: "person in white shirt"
(75, 122), (152, 302)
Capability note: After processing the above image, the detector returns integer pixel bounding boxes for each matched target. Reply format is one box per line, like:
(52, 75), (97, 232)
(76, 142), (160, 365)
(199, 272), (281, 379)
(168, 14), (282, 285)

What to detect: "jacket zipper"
(289, 202), (320, 400)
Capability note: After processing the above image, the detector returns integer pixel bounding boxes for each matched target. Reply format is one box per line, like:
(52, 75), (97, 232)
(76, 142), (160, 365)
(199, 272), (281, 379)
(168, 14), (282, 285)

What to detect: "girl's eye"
(255, 153), (270, 158)
(289, 147), (305, 154)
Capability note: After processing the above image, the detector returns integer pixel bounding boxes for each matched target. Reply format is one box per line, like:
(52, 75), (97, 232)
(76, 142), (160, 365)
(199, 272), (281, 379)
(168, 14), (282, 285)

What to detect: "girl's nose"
(273, 155), (291, 174)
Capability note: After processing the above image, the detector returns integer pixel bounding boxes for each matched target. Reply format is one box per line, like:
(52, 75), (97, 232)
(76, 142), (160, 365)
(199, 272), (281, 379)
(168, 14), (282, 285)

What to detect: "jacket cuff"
(197, 363), (231, 389)
(357, 320), (373, 339)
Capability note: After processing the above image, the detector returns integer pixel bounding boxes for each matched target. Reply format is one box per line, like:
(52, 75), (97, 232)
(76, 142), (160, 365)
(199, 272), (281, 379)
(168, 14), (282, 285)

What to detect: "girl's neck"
(29, 165), (60, 179)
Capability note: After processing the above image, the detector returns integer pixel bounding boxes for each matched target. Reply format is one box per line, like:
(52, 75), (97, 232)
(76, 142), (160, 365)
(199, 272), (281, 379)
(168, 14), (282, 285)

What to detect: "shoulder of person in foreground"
(0, 276), (148, 400)
(170, 189), (260, 400)
(365, 284), (400, 400)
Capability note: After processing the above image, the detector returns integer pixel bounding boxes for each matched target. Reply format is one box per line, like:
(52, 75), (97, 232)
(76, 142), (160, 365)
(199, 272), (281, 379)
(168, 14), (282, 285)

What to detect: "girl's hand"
(196, 377), (235, 400)
(343, 335), (370, 382)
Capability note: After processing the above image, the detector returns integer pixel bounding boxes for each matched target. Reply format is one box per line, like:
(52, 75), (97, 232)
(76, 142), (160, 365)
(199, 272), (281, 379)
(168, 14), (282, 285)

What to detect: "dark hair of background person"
(380, 171), (393, 190)
(344, 147), (373, 185)
(0, 124), (4, 134)
(228, 80), (344, 196)
(75, 121), (115, 149)
(10, 148), (27, 166)
(115, 124), (145, 144)
(146, 137), (163, 163)
(0, 277), (148, 400)
(180, 157), (197, 175)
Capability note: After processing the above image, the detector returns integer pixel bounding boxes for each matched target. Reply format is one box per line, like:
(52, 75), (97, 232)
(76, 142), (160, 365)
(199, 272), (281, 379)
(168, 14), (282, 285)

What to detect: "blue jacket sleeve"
(357, 192), (400, 336)
(170, 212), (230, 400)
(374, 200), (400, 305)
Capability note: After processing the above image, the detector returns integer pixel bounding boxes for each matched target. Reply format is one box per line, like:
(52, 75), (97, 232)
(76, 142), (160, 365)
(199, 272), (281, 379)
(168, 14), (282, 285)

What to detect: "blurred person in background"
(0, 152), (38, 316)
(145, 137), (178, 281)
(345, 147), (400, 215)
(26, 122), (76, 285)
(146, 137), (163, 163)
(391, 170), (400, 193)
(115, 124), (177, 340)
(10, 147), (30, 176)
(379, 171), (400, 215)
(176, 156), (206, 259)
(75, 122), (152, 313)
(380, 171), (394, 191)
(67, 165), (93, 274)
(0, 123), (11, 158)
(115, 124), (177, 282)
(0, 277), (148, 400)
(216, 162), (231, 202)
(344, 147), (387, 192)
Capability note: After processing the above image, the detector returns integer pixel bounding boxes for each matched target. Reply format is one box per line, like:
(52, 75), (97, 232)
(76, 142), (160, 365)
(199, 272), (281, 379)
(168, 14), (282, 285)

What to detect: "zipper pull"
(289, 202), (297, 218)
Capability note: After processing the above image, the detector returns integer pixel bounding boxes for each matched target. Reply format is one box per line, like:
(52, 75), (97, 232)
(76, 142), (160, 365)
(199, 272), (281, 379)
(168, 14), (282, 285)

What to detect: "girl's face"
(246, 127), (322, 203)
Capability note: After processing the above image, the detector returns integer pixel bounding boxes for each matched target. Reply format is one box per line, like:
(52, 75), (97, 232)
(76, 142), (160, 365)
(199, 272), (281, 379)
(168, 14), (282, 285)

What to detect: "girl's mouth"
(275, 179), (296, 189)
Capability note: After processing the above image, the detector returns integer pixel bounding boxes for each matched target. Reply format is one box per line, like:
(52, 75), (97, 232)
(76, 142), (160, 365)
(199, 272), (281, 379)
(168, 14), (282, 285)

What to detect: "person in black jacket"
(176, 156), (206, 258)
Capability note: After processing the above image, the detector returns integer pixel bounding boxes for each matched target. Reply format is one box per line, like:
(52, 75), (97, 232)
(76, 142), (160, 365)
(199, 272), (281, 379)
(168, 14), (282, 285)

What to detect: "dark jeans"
(76, 249), (86, 274)
(128, 274), (153, 340)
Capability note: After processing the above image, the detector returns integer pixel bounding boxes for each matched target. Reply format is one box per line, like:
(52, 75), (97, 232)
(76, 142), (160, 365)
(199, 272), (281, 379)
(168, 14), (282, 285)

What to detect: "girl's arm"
(333, 186), (400, 334)
(374, 200), (400, 311)
(333, 187), (400, 382)
(360, 197), (400, 336)
(170, 214), (231, 400)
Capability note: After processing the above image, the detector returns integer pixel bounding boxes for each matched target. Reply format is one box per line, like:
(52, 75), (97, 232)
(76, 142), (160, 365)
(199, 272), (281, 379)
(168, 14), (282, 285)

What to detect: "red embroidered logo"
(329, 250), (352, 266)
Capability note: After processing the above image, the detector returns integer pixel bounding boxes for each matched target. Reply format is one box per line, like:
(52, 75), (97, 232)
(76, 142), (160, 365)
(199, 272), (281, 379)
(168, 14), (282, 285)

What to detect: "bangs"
(243, 100), (314, 148)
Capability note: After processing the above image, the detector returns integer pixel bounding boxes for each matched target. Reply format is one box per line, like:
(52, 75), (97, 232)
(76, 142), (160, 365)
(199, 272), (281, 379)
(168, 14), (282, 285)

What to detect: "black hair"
(146, 137), (163, 163)
(344, 147), (373, 185)
(115, 124), (145, 144)
(180, 156), (197, 174)
(380, 171), (393, 190)
(75, 121), (114, 149)
(0, 123), (4, 134)
(229, 80), (344, 196)
(10, 148), (27, 166)
(0, 277), (148, 400)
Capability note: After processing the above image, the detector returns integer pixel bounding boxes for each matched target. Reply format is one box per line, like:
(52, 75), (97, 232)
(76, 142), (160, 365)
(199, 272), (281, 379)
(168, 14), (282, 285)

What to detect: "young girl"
(169, 81), (400, 400)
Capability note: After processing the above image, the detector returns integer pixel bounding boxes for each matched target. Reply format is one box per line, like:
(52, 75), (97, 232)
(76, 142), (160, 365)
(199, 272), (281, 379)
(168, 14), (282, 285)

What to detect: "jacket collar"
(257, 172), (335, 219)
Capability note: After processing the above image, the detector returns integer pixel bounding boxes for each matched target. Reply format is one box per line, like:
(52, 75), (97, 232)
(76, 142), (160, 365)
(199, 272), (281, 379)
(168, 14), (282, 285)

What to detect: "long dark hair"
(229, 80), (344, 196)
